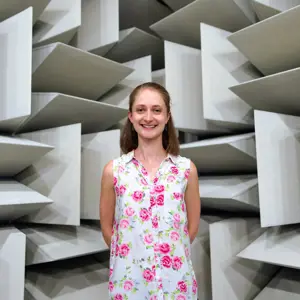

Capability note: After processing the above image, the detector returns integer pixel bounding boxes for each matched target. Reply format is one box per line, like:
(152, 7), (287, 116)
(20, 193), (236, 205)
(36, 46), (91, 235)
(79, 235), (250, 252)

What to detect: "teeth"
(142, 125), (155, 128)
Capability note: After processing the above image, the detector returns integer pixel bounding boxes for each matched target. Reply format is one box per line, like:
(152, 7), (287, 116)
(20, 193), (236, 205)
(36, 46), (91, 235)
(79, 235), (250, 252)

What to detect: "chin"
(138, 129), (163, 140)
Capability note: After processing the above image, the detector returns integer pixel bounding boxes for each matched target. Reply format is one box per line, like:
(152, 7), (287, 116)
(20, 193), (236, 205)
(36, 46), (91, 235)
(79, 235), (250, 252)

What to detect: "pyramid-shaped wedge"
(192, 214), (226, 299)
(252, 0), (300, 21)
(81, 129), (121, 220)
(72, 0), (118, 56)
(228, 5), (300, 75)
(100, 56), (152, 109)
(230, 67), (300, 116)
(0, 0), (49, 23)
(150, 0), (256, 48)
(200, 175), (259, 212)
(180, 133), (256, 174)
(16, 93), (128, 134)
(0, 135), (53, 177)
(161, 0), (195, 11)
(33, 0), (81, 46)
(104, 27), (164, 70)
(0, 227), (26, 300)
(20, 223), (108, 266)
(16, 123), (81, 226)
(0, 8), (32, 134)
(32, 42), (133, 100)
(201, 23), (261, 130)
(210, 218), (279, 300)
(164, 40), (229, 135)
(0, 180), (52, 221)
(238, 225), (300, 270)
(255, 110), (300, 227)
(254, 268), (300, 299)
(25, 256), (109, 299)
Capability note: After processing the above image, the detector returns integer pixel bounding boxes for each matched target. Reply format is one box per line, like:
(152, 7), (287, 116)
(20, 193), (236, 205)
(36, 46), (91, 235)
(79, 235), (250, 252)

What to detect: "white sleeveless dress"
(108, 150), (198, 300)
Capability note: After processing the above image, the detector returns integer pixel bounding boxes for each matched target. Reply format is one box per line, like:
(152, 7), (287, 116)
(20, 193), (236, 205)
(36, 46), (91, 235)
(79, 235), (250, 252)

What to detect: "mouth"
(141, 124), (157, 129)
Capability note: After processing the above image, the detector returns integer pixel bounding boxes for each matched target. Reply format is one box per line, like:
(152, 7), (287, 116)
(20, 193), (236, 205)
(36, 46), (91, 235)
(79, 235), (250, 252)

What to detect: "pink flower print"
(173, 192), (182, 200)
(170, 231), (180, 241)
(132, 190), (143, 202)
(192, 285), (197, 294)
(176, 295), (186, 300)
(156, 194), (164, 206)
(109, 268), (113, 277)
(184, 169), (190, 179)
(161, 255), (172, 268)
(193, 278), (197, 287)
(192, 278), (198, 294)
(115, 186), (120, 196)
(109, 281), (114, 292)
(115, 245), (119, 256)
(141, 167), (148, 176)
(153, 177), (158, 184)
(125, 207), (135, 217)
(173, 221), (180, 229)
(119, 243), (130, 257)
(184, 224), (189, 236)
(150, 296), (158, 300)
(120, 219), (129, 229)
(144, 233), (153, 244)
(167, 175), (176, 182)
(141, 178), (148, 185)
(185, 247), (190, 258)
(114, 294), (123, 300)
(173, 256), (183, 270)
(113, 177), (117, 186)
(133, 159), (139, 166)
(123, 280), (134, 291)
(150, 196), (156, 207)
(152, 216), (158, 228)
(154, 185), (164, 193)
(154, 242), (160, 252)
(139, 208), (150, 221)
(143, 268), (155, 282)
(159, 243), (170, 254)
(177, 281), (187, 293)
(118, 166), (125, 173)
(151, 265), (156, 275)
(171, 166), (179, 175)
(119, 185), (126, 195)
(174, 213), (181, 222)
(181, 202), (185, 212)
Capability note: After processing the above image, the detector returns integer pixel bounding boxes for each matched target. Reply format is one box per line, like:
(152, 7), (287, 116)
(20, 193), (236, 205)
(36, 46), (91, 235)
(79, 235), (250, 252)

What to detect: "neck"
(135, 136), (167, 161)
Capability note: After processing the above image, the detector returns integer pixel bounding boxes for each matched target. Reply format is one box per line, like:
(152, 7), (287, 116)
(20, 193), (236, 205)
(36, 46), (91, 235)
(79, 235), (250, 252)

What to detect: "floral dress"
(109, 150), (198, 300)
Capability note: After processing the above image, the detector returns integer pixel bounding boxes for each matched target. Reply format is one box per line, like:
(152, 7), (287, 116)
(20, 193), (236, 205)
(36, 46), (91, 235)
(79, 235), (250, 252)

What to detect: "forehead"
(134, 88), (165, 106)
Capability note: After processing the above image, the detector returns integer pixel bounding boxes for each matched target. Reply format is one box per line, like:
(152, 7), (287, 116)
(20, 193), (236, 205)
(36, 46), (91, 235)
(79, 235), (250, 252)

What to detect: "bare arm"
(99, 160), (116, 248)
(185, 161), (201, 243)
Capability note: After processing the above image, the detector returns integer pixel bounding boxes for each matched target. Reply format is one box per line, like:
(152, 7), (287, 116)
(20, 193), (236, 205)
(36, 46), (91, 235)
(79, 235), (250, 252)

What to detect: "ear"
(128, 111), (133, 123)
(166, 112), (171, 124)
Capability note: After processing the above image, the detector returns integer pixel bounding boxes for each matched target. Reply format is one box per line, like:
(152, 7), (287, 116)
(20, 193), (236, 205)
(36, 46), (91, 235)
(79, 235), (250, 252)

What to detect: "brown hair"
(120, 82), (180, 156)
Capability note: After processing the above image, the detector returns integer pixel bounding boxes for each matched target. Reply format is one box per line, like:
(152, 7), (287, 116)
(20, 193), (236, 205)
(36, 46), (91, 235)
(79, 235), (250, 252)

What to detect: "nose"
(144, 110), (153, 122)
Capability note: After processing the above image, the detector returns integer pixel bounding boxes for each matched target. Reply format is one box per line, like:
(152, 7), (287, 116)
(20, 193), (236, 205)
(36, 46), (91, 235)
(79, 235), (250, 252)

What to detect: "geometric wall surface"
(1, 0), (300, 299)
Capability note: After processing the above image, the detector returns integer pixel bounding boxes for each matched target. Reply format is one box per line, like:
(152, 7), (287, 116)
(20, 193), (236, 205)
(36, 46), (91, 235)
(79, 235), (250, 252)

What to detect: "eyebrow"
(135, 104), (162, 108)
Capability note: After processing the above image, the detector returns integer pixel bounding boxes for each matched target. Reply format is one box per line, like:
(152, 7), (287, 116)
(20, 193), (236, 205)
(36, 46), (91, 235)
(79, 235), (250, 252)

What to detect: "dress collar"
(123, 150), (178, 166)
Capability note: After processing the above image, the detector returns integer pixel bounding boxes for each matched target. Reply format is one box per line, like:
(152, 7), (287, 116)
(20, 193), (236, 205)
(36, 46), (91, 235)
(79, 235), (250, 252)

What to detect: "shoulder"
(173, 155), (198, 179)
(171, 154), (191, 168)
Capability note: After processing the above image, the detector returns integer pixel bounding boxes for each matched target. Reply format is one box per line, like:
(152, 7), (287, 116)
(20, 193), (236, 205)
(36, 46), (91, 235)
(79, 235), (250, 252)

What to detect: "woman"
(100, 82), (201, 300)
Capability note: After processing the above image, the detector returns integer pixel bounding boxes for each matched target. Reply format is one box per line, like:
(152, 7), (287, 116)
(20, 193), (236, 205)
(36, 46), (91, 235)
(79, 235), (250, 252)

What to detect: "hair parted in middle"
(120, 82), (180, 156)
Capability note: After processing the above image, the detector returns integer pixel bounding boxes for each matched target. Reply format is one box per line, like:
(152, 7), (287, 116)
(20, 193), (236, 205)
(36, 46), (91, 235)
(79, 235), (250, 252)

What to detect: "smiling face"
(128, 88), (170, 141)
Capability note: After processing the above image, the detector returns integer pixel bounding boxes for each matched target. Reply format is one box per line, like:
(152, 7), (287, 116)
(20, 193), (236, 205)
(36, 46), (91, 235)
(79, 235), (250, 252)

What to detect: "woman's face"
(128, 88), (169, 141)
